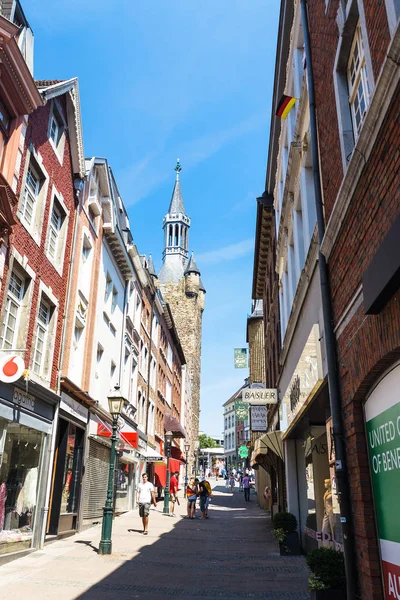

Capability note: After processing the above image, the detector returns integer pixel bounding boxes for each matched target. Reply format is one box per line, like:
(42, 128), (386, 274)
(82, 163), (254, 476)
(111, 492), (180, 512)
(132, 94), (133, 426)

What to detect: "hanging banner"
(235, 399), (249, 420)
(365, 364), (400, 600)
(250, 405), (267, 432)
(234, 348), (248, 369)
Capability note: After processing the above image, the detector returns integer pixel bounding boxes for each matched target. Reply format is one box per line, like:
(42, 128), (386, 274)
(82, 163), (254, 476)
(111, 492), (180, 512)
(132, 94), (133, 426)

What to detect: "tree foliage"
(198, 434), (217, 448)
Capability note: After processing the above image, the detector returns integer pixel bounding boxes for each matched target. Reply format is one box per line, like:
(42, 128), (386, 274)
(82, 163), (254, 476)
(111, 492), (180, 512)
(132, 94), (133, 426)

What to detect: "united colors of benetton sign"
(365, 363), (400, 599)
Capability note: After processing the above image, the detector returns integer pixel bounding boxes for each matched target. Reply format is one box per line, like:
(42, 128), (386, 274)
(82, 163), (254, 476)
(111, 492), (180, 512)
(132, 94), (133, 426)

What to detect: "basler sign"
(365, 363), (400, 599)
(242, 388), (278, 404)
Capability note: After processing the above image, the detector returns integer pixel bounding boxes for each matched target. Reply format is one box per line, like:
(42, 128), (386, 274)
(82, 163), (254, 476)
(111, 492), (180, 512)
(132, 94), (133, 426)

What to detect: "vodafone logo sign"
(0, 354), (25, 383)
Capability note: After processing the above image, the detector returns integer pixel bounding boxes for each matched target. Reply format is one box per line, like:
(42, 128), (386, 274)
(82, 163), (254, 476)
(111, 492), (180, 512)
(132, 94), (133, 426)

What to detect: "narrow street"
(0, 483), (309, 600)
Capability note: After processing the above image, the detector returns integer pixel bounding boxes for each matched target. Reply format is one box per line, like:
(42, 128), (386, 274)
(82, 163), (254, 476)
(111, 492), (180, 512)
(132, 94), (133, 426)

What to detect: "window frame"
(347, 21), (370, 140)
(0, 270), (25, 351)
(32, 298), (51, 377)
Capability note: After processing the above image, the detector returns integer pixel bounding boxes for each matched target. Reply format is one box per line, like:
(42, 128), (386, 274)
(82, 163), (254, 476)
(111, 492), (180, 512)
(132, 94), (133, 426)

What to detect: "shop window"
(0, 419), (44, 552)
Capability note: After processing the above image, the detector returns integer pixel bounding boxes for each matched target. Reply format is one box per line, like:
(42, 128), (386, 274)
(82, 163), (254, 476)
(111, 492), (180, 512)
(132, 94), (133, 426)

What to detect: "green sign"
(365, 364), (400, 598)
(234, 348), (247, 369)
(235, 399), (249, 420)
(238, 445), (249, 458)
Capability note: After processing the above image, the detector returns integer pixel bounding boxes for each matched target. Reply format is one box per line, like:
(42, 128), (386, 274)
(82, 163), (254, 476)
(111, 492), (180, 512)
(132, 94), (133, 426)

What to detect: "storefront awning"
(138, 445), (164, 461)
(96, 421), (138, 449)
(164, 413), (186, 439)
(258, 431), (284, 461)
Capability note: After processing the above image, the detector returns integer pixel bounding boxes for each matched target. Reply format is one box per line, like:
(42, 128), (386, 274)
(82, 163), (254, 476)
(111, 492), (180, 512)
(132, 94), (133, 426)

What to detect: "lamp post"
(184, 442), (190, 498)
(99, 387), (125, 555)
(163, 431), (173, 515)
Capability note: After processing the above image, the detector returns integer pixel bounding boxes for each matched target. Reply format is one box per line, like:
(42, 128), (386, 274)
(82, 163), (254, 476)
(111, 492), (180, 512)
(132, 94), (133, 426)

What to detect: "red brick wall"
(306, 2), (395, 597)
(307, 0), (391, 221)
(0, 96), (76, 391)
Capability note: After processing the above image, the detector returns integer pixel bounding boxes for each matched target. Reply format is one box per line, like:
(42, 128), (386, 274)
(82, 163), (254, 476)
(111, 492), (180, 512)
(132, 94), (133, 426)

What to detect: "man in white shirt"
(136, 472), (156, 535)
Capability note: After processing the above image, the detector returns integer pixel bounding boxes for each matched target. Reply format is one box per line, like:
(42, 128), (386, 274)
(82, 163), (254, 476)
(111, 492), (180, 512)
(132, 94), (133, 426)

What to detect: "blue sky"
(25, 0), (280, 437)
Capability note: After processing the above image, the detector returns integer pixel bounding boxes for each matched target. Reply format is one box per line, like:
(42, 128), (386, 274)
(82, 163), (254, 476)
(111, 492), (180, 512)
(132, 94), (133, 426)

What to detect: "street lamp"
(184, 442), (190, 498)
(194, 439), (200, 477)
(163, 430), (174, 515)
(99, 386), (125, 555)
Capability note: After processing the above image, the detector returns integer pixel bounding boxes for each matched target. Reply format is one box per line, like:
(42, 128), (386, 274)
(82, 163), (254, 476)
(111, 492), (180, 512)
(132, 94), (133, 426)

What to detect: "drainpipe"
(300, 2), (358, 598)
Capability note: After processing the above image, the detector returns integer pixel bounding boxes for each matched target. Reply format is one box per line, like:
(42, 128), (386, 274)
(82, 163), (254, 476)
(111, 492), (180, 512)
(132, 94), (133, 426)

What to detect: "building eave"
(252, 199), (274, 300)
(0, 16), (43, 115)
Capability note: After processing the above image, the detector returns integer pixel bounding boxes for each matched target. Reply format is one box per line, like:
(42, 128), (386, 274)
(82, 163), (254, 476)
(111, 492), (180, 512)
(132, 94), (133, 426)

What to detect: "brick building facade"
(304, 0), (400, 597)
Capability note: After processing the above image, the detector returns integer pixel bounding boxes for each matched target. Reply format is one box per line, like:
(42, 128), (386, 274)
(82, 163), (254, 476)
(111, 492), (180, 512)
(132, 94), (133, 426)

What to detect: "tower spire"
(175, 158), (182, 181)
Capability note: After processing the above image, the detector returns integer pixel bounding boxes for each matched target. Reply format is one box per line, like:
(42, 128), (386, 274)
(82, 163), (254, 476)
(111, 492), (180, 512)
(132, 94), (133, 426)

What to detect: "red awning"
(97, 422), (138, 449)
(171, 446), (184, 461)
(169, 458), (182, 473)
(164, 413), (186, 439)
(154, 463), (166, 488)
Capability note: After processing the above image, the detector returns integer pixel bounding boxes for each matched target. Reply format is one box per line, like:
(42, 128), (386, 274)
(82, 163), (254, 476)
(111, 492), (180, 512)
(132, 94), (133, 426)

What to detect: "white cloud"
(196, 239), (254, 265)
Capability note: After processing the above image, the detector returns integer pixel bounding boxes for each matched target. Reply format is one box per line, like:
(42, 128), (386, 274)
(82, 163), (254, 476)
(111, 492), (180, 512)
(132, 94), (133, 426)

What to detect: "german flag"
(276, 94), (297, 119)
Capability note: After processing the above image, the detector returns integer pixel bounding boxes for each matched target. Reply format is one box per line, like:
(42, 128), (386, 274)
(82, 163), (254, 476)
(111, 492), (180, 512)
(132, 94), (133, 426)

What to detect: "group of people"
(225, 469), (255, 500)
(135, 471), (213, 534)
(186, 477), (212, 519)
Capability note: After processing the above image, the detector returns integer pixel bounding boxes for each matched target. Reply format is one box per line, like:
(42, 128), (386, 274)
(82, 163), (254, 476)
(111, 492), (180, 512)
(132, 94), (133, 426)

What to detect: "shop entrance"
(48, 418), (84, 535)
(0, 419), (44, 554)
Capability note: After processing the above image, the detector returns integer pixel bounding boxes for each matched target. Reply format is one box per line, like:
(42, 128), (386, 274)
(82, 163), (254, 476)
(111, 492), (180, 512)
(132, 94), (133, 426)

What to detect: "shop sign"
(234, 348), (247, 369)
(238, 445), (249, 458)
(12, 387), (35, 411)
(365, 364), (400, 599)
(0, 354), (25, 383)
(138, 437), (146, 451)
(250, 405), (267, 432)
(242, 388), (278, 404)
(235, 399), (249, 420)
(282, 324), (323, 429)
(303, 526), (343, 551)
(60, 392), (88, 424)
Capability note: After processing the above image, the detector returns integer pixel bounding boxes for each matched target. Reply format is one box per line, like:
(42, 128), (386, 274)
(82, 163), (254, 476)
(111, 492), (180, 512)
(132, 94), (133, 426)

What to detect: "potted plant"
(272, 512), (301, 555)
(306, 547), (346, 599)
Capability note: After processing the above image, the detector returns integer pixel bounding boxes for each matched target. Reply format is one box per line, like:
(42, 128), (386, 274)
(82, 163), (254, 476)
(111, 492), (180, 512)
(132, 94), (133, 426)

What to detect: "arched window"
(174, 224), (179, 246)
(168, 224), (173, 246)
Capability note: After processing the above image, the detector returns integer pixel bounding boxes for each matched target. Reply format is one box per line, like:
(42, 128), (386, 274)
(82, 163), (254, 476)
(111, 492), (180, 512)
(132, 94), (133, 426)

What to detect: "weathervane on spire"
(175, 158), (182, 180)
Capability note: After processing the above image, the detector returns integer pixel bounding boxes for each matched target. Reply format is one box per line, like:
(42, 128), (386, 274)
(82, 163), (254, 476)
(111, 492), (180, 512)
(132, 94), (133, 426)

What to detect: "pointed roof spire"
(168, 158), (186, 215)
(199, 277), (206, 293)
(184, 251), (201, 276)
(148, 254), (158, 279)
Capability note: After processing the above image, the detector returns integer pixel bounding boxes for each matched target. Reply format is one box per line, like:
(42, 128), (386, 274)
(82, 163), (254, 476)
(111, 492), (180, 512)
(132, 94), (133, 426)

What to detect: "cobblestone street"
(0, 484), (310, 599)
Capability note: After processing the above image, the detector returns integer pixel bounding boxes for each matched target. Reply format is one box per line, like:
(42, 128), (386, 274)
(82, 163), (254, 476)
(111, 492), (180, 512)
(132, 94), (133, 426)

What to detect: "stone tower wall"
(160, 278), (203, 447)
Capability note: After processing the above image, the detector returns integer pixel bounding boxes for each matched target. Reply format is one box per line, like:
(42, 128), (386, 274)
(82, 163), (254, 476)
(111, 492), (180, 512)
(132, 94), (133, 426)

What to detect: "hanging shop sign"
(0, 354), (25, 383)
(60, 392), (88, 424)
(235, 399), (249, 420)
(242, 388), (278, 404)
(250, 405), (267, 432)
(282, 324), (323, 428)
(238, 445), (249, 459)
(365, 363), (400, 600)
(234, 348), (248, 369)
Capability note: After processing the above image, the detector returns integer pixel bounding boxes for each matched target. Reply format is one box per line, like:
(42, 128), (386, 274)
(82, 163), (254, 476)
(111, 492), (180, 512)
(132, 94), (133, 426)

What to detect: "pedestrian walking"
(238, 472), (244, 492)
(186, 477), (198, 519)
(225, 473), (230, 489)
(169, 470), (179, 516)
(198, 478), (210, 519)
(136, 473), (157, 535)
(243, 472), (250, 501)
(230, 473), (235, 493)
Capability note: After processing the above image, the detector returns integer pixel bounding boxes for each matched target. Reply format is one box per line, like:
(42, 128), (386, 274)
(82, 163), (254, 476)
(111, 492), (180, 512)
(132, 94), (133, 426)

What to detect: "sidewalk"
(0, 483), (310, 599)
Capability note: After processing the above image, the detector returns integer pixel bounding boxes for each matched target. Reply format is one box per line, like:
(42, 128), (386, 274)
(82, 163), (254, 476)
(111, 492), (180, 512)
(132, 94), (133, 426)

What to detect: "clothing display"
(0, 418), (43, 548)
